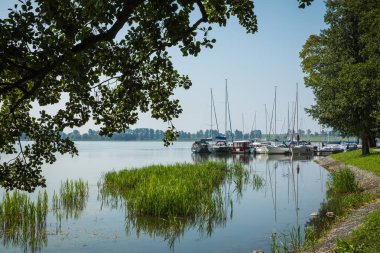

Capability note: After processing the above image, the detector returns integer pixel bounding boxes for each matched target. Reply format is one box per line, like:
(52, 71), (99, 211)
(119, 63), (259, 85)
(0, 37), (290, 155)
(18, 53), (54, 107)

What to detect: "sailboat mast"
(254, 111), (257, 139)
(296, 83), (299, 144)
(242, 114), (245, 140)
(225, 79), (227, 138)
(265, 104), (268, 141)
(275, 86), (277, 143)
(287, 102), (290, 140)
(210, 88), (213, 139)
(227, 83), (233, 142)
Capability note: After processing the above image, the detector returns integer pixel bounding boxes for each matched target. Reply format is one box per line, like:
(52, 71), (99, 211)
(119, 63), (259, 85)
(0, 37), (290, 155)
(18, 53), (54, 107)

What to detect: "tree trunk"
(369, 132), (377, 147)
(361, 134), (370, 155)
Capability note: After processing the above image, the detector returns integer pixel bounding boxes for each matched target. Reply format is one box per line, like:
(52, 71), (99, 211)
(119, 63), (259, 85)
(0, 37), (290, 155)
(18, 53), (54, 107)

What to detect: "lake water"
(0, 141), (329, 253)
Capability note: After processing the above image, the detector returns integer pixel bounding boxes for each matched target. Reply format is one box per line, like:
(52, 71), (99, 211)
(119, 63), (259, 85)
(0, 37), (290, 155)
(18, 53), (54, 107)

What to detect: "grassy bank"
(335, 208), (380, 253)
(271, 167), (373, 253)
(330, 149), (380, 176)
(327, 150), (380, 253)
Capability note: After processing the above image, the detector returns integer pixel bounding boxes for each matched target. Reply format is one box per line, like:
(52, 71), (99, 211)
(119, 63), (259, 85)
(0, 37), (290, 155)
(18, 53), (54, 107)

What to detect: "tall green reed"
(52, 179), (89, 228)
(100, 161), (263, 250)
(0, 190), (48, 252)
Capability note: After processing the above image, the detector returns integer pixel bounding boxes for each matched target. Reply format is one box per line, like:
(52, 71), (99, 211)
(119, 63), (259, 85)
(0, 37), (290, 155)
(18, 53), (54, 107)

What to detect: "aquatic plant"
(0, 190), (48, 252)
(101, 162), (236, 218)
(304, 225), (317, 251)
(252, 174), (265, 190)
(52, 179), (89, 221)
(270, 225), (304, 253)
(100, 161), (256, 250)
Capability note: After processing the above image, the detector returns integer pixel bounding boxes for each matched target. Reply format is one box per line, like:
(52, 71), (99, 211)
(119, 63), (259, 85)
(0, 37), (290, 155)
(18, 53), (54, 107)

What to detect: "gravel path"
(302, 157), (380, 253)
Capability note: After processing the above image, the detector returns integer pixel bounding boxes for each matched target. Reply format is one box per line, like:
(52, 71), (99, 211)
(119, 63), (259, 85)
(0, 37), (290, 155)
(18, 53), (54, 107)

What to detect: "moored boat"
(191, 138), (211, 153)
(232, 140), (251, 154)
(209, 136), (231, 153)
(255, 143), (290, 155)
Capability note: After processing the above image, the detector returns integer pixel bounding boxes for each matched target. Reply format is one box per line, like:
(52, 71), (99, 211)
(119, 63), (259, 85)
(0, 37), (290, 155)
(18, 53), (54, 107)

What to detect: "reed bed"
(100, 162), (235, 219)
(53, 179), (89, 221)
(0, 190), (48, 252)
(100, 161), (262, 249)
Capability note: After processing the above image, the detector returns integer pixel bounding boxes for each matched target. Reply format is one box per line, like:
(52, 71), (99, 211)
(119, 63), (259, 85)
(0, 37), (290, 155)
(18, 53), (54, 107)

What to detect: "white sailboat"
(291, 83), (314, 156)
(256, 86), (290, 155)
(210, 79), (232, 153)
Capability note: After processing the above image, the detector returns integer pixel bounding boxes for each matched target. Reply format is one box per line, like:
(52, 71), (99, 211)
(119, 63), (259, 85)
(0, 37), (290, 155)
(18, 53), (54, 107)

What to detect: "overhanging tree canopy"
(0, 0), (313, 192)
(300, 0), (380, 155)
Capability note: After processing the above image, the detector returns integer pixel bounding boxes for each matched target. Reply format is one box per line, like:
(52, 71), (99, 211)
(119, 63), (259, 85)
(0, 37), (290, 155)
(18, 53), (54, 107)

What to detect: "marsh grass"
(0, 190), (48, 252)
(271, 225), (303, 253)
(53, 179), (89, 224)
(100, 161), (263, 250)
(100, 161), (248, 218)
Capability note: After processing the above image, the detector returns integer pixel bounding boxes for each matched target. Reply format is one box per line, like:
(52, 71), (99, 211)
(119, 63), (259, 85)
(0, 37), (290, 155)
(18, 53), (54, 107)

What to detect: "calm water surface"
(1, 141), (329, 253)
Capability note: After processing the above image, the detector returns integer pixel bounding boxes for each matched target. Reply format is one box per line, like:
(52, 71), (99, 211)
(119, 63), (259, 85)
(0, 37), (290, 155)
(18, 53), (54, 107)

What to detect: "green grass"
(334, 208), (380, 253)
(330, 149), (380, 176)
(329, 150), (380, 253)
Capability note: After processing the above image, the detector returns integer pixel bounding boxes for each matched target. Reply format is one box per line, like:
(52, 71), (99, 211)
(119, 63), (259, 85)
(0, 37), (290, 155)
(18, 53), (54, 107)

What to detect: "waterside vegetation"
(99, 161), (264, 249)
(271, 167), (374, 253)
(100, 161), (250, 218)
(0, 190), (48, 252)
(0, 179), (89, 252)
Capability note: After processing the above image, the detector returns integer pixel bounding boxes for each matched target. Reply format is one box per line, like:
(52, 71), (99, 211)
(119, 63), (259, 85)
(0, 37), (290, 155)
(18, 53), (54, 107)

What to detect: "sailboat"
(210, 80), (232, 153)
(256, 86), (290, 155)
(291, 83), (314, 155)
(191, 89), (215, 153)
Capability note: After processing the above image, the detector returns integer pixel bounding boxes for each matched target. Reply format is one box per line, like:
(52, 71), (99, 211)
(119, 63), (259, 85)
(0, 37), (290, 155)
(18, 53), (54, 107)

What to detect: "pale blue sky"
(1, 0), (327, 134)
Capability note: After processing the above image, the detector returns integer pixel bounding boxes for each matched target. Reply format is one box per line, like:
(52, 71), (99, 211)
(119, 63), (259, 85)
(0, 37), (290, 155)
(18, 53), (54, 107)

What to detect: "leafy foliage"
(300, 0), (380, 155)
(0, 0), (311, 191)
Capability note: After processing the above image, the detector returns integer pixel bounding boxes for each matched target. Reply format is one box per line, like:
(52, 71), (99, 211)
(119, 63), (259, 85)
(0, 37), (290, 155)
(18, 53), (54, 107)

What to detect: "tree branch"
(1, 0), (144, 98)
(190, 0), (208, 31)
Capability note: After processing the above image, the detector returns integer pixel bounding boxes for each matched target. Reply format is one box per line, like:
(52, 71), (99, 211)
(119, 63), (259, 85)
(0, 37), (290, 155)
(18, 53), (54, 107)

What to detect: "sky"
(0, 0), (327, 135)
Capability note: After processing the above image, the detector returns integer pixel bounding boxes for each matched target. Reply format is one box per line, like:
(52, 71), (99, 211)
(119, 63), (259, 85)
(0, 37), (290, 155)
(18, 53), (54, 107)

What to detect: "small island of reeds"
(99, 161), (264, 249)
(100, 161), (249, 219)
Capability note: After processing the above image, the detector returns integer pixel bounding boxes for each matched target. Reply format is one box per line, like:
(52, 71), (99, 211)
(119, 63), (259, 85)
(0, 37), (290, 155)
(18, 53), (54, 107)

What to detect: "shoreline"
(302, 156), (380, 253)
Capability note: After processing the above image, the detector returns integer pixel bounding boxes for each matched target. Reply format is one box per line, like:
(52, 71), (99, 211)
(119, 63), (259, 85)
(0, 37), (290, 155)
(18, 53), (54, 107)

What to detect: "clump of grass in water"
(101, 162), (233, 218)
(53, 179), (89, 223)
(0, 190), (48, 252)
(100, 161), (254, 250)
(270, 225), (304, 253)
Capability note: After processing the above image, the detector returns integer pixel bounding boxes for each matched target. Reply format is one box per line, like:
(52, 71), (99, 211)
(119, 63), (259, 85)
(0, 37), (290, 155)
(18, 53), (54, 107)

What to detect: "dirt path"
(302, 157), (380, 253)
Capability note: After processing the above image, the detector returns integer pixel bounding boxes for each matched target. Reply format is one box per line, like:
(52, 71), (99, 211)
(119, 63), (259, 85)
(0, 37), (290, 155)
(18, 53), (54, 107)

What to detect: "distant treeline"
(20, 128), (344, 142)
(59, 129), (263, 141)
